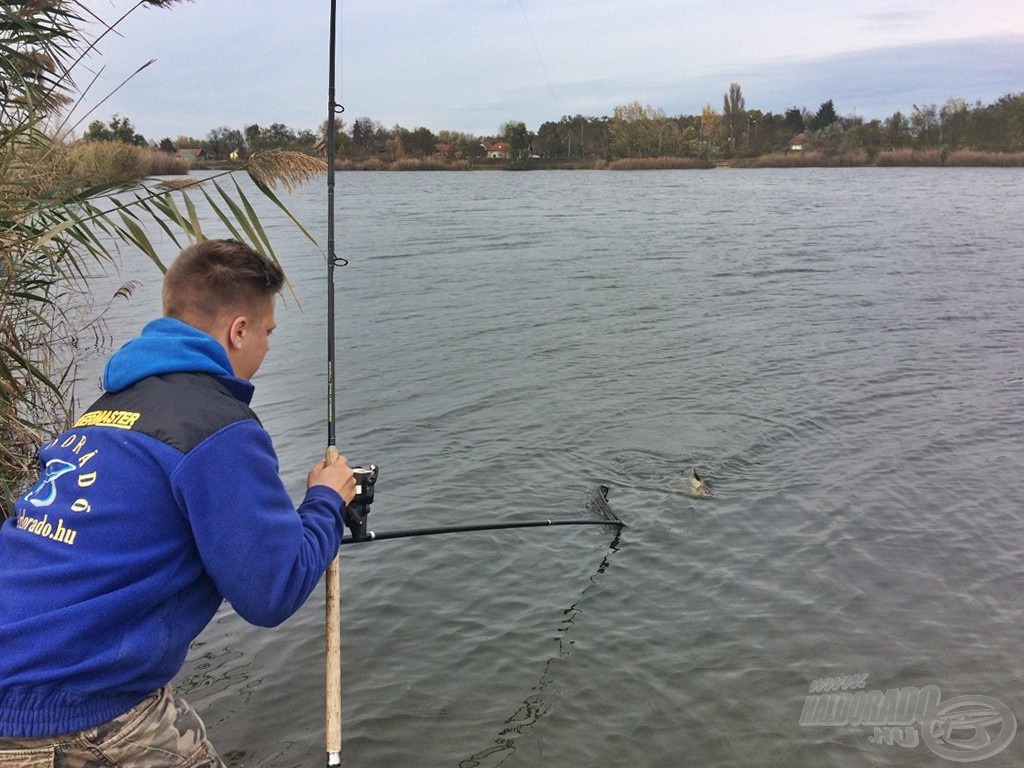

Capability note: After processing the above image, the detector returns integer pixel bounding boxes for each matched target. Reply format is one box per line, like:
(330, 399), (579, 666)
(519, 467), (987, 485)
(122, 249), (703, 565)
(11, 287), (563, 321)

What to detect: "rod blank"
(341, 518), (624, 545)
(341, 485), (624, 545)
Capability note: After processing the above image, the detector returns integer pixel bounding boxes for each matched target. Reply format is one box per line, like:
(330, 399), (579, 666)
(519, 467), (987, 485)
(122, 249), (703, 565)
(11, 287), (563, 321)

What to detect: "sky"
(75, 0), (1024, 142)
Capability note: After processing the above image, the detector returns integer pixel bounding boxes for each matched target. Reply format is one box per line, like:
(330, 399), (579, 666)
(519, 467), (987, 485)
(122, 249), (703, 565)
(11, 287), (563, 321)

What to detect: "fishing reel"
(343, 464), (378, 541)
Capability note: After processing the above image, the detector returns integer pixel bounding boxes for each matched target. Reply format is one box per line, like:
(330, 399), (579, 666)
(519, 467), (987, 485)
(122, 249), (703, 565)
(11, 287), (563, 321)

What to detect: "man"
(0, 239), (356, 766)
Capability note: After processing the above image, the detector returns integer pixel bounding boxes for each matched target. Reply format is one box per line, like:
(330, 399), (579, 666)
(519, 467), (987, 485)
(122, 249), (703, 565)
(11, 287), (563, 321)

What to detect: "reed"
(949, 150), (1024, 167)
(391, 157), (470, 171)
(332, 157), (473, 171)
(740, 150), (868, 168)
(875, 149), (943, 167)
(876, 148), (1024, 167)
(1, 1), (320, 511)
(246, 148), (326, 193)
(143, 149), (189, 175)
(606, 156), (712, 170)
(155, 177), (204, 191)
(335, 158), (387, 171)
(64, 141), (189, 185)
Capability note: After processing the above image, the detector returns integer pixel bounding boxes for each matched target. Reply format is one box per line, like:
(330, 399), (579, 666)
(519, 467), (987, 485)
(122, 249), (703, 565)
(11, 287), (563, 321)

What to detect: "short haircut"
(163, 239), (284, 326)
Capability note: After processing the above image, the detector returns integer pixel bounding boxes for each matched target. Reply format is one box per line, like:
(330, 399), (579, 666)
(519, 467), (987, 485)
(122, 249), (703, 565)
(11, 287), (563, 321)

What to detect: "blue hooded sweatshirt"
(0, 318), (345, 738)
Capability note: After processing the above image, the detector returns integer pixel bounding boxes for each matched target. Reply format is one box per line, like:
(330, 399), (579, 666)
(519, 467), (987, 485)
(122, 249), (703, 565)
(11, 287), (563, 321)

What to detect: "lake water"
(82, 168), (1024, 767)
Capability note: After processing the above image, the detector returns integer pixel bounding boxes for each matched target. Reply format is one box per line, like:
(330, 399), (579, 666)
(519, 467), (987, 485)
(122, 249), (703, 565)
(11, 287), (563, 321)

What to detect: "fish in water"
(687, 468), (712, 498)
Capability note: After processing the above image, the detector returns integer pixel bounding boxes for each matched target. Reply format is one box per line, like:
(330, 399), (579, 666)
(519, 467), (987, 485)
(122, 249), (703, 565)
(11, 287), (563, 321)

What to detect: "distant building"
(480, 140), (509, 159)
(789, 133), (805, 152)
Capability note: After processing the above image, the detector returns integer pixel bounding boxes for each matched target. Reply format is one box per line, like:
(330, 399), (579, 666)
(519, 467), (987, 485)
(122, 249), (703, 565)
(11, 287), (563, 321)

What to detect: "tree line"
(533, 87), (1024, 162)
(85, 83), (1024, 164)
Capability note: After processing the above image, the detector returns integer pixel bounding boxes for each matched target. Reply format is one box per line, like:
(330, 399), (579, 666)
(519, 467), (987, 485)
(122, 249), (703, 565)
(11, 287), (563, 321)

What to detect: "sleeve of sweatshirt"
(171, 419), (345, 627)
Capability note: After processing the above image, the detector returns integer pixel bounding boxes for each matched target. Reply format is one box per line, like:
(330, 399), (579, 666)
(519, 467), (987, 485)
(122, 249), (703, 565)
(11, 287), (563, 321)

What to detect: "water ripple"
(149, 168), (1024, 768)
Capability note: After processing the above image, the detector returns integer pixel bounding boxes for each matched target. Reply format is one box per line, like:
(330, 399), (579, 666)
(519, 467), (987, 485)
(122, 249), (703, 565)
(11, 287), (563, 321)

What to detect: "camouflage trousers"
(0, 686), (225, 767)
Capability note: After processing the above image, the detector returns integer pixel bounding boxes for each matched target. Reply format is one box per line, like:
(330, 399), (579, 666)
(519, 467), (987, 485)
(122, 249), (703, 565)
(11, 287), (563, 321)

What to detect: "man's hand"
(308, 455), (357, 505)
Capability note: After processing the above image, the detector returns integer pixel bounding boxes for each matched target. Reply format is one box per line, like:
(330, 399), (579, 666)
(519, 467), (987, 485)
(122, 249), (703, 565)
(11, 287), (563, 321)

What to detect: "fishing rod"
(342, 518), (621, 545)
(318, 2), (622, 761)
(340, 483), (625, 545)
(324, 0), (344, 765)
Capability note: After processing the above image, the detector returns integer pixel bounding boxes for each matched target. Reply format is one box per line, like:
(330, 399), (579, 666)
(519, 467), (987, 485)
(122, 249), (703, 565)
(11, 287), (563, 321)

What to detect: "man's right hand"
(308, 455), (357, 505)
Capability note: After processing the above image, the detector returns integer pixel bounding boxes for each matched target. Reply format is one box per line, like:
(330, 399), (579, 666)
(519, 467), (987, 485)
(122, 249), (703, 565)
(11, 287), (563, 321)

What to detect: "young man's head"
(163, 239), (285, 380)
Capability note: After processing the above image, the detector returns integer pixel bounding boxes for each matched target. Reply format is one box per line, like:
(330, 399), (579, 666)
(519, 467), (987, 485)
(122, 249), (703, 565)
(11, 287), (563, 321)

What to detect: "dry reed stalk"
(392, 157), (469, 171)
(246, 149), (326, 193)
(156, 177), (203, 191)
(606, 156), (711, 170)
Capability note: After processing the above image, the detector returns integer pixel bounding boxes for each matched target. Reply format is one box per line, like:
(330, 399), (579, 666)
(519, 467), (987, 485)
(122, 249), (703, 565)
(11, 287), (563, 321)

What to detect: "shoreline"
(341, 150), (1023, 171)
(186, 149), (1024, 175)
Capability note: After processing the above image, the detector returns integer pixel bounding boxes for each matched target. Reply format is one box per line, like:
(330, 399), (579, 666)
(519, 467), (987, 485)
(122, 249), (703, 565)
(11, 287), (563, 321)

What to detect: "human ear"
(228, 315), (248, 350)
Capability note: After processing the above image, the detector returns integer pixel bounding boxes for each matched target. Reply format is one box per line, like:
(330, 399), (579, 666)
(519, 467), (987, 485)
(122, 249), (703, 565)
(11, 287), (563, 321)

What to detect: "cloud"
(737, 34), (1024, 118)
(76, 0), (1023, 139)
(856, 10), (930, 33)
(461, 32), (1024, 130)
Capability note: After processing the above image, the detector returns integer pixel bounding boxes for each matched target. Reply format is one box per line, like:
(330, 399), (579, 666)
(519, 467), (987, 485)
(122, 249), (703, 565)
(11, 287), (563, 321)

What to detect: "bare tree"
(723, 83), (746, 152)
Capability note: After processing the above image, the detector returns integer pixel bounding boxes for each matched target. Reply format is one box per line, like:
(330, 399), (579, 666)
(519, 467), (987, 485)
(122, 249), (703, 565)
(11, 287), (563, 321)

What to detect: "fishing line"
(459, 515), (622, 767)
(515, 0), (564, 120)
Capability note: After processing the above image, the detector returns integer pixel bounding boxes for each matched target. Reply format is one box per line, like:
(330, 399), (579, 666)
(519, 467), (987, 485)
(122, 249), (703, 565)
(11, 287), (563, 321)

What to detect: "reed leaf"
(2, 1), (325, 510)
(182, 191), (205, 243)
(215, 182), (257, 236)
(116, 210), (163, 271)
(197, 186), (245, 243)
(249, 175), (320, 246)
(233, 177), (274, 257)
(132, 194), (188, 252)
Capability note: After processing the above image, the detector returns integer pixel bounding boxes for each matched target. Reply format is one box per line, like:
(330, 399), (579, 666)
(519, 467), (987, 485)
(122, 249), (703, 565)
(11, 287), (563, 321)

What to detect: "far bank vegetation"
(77, 84), (1024, 176)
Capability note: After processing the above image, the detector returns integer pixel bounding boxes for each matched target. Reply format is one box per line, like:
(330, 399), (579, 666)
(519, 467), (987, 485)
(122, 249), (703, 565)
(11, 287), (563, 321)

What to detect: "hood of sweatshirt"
(102, 317), (254, 403)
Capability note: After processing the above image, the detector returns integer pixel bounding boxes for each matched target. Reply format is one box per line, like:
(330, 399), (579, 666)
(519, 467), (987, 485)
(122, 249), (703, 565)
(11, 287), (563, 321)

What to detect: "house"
(480, 140), (509, 159)
(789, 133), (805, 152)
(175, 147), (206, 161)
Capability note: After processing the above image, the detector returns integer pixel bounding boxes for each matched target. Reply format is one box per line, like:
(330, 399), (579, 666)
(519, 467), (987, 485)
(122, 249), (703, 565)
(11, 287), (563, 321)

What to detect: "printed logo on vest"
(74, 409), (141, 429)
(16, 432), (101, 546)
